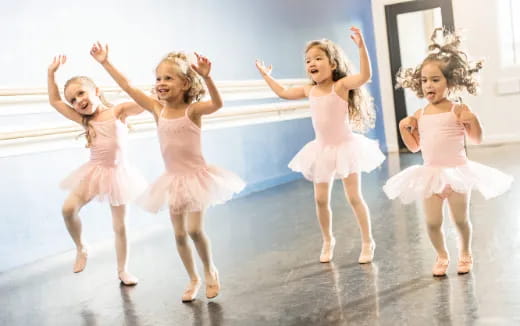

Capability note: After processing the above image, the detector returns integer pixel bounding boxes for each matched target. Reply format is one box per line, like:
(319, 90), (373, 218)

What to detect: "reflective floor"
(1, 143), (519, 325)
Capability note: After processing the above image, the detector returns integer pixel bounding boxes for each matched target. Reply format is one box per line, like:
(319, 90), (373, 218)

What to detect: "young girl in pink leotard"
(47, 55), (147, 285)
(256, 27), (385, 264)
(91, 43), (245, 302)
(383, 29), (513, 277)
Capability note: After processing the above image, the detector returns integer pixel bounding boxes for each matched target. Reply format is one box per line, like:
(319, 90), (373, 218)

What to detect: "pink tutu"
(289, 133), (385, 183)
(383, 160), (514, 204)
(138, 165), (245, 214)
(60, 162), (148, 206)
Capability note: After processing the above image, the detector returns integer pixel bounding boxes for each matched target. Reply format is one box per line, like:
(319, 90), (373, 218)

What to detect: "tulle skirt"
(60, 162), (148, 206)
(288, 134), (385, 183)
(383, 160), (513, 204)
(138, 165), (246, 214)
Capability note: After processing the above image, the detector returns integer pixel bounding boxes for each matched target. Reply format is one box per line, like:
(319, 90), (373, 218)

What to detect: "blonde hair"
(305, 39), (375, 133)
(156, 52), (206, 103)
(64, 76), (112, 148)
(396, 28), (483, 98)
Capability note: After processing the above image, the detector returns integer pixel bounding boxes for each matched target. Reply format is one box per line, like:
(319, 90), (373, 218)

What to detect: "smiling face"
(305, 46), (336, 84)
(64, 81), (101, 115)
(421, 61), (449, 104)
(155, 62), (188, 102)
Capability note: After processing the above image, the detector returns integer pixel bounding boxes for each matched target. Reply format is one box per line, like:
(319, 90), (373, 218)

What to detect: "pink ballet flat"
(73, 249), (88, 273)
(320, 237), (336, 263)
(182, 279), (201, 302)
(432, 257), (449, 277)
(206, 270), (220, 299)
(457, 255), (473, 274)
(118, 271), (139, 286)
(358, 242), (375, 264)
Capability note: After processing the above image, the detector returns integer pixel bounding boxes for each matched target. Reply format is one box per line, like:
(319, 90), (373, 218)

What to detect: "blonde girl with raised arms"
(48, 55), (147, 285)
(90, 43), (245, 302)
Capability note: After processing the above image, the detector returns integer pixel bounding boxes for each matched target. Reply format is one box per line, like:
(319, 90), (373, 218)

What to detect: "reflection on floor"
(1, 143), (519, 325)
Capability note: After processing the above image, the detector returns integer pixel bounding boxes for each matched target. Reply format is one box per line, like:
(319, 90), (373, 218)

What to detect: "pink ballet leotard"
(60, 113), (147, 206)
(383, 104), (513, 203)
(138, 107), (245, 213)
(288, 85), (385, 183)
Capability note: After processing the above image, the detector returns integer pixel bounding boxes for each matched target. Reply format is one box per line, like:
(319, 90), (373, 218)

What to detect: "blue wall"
(0, 0), (386, 272)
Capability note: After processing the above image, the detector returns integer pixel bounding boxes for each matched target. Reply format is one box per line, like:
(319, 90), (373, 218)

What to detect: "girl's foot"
(320, 237), (336, 263)
(118, 271), (139, 286)
(457, 255), (473, 274)
(73, 248), (88, 273)
(182, 279), (201, 302)
(358, 241), (375, 264)
(432, 257), (449, 277)
(206, 270), (220, 299)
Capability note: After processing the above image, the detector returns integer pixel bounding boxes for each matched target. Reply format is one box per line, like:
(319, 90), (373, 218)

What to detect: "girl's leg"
(61, 187), (92, 273)
(341, 173), (375, 263)
(314, 182), (336, 262)
(170, 209), (201, 302)
(423, 195), (449, 276)
(110, 204), (138, 285)
(446, 191), (473, 274)
(186, 210), (219, 299)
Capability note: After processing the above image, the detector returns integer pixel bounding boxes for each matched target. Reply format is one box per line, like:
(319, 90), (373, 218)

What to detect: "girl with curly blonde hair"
(91, 42), (244, 302)
(383, 28), (513, 277)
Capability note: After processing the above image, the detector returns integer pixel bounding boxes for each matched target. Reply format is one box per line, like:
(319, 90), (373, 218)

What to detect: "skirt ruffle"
(288, 134), (385, 183)
(383, 161), (513, 204)
(137, 165), (245, 214)
(60, 162), (148, 206)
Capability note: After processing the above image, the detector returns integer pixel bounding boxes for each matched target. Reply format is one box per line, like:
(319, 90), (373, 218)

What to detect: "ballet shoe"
(118, 271), (139, 286)
(457, 255), (473, 274)
(432, 257), (449, 277)
(358, 241), (375, 264)
(182, 279), (201, 302)
(206, 270), (220, 299)
(73, 248), (88, 273)
(319, 237), (336, 263)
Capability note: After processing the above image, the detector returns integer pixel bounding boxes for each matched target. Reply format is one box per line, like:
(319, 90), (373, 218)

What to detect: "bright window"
(498, 0), (520, 66)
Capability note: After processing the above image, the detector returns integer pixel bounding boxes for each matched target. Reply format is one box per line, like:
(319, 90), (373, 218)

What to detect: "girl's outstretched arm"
(457, 104), (483, 144)
(190, 53), (223, 116)
(47, 55), (83, 124)
(399, 111), (421, 152)
(255, 60), (307, 100)
(90, 42), (162, 119)
(337, 27), (372, 92)
(114, 102), (145, 122)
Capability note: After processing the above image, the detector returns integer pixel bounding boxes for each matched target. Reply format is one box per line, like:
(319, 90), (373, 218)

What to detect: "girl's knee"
(112, 222), (126, 235)
(314, 196), (329, 208)
(188, 228), (204, 241)
(62, 203), (77, 219)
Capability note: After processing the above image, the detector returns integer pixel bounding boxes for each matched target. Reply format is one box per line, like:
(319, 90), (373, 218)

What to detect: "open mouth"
(309, 69), (319, 74)
(157, 88), (169, 96)
(425, 91), (435, 98)
(80, 102), (89, 110)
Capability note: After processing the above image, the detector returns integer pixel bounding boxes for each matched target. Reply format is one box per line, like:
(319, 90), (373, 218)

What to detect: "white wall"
(372, 0), (520, 151)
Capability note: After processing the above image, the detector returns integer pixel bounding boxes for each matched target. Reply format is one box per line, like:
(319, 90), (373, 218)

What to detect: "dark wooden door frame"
(385, 0), (455, 149)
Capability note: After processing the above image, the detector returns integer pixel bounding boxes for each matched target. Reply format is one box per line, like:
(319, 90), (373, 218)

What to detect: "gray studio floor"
(1, 143), (519, 325)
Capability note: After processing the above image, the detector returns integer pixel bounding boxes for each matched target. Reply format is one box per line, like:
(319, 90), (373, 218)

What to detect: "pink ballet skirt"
(138, 108), (245, 214)
(60, 117), (147, 206)
(288, 85), (385, 183)
(383, 106), (513, 204)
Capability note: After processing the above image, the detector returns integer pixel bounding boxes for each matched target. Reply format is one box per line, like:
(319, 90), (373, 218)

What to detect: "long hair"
(396, 28), (483, 98)
(64, 76), (112, 148)
(305, 39), (375, 133)
(156, 52), (206, 104)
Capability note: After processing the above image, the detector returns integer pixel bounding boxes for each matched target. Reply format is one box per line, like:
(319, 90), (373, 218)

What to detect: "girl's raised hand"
(191, 52), (211, 78)
(48, 55), (66, 73)
(349, 26), (365, 48)
(255, 59), (272, 76)
(90, 41), (109, 64)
